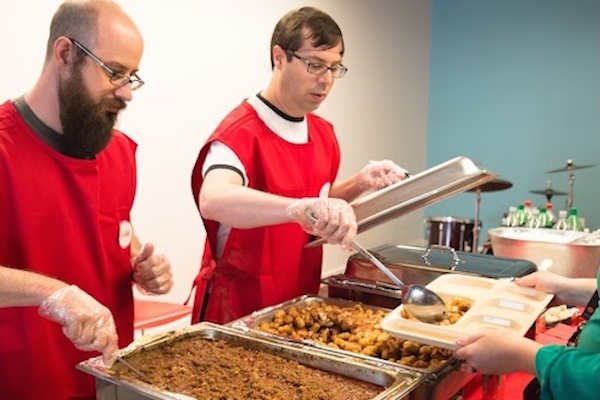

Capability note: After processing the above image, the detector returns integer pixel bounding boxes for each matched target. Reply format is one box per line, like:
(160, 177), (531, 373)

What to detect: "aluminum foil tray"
(78, 322), (422, 400)
(230, 295), (460, 379)
(380, 274), (553, 350)
(307, 156), (497, 248)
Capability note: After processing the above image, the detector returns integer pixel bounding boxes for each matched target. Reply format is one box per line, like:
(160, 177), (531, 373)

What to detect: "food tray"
(78, 322), (423, 400)
(306, 156), (497, 248)
(380, 274), (554, 350)
(230, 295), (460, 377)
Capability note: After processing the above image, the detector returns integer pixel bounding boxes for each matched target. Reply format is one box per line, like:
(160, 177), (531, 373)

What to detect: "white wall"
(0, 0), (430, 304)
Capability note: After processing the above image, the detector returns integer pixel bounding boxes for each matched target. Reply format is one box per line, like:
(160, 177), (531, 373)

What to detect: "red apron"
(0, 100), (137, 400)
(190, 101), (340, 324)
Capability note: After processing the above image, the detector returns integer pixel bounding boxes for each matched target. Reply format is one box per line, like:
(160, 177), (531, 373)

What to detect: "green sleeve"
(536, 344), (600, 399)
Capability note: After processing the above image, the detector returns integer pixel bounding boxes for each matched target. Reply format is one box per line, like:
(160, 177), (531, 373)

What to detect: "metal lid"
(354, 244), (538, 279)
(306, 156), (498, 248)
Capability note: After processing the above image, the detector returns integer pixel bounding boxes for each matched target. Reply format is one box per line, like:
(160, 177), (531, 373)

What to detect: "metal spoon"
(349, 240), (448, 323)
(305, 208), (448, 323)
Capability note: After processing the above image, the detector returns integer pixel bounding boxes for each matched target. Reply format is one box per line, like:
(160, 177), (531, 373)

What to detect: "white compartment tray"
(380, 274), (553, 350)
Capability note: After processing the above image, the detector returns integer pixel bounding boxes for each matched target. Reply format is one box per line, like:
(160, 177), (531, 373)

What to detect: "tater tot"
(294, 316), (305, 329)
(256, 300), (453, 370)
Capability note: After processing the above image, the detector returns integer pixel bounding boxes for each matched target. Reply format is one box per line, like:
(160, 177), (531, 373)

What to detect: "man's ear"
(53, 36), (74, 68)
(272, 44), (287, 67)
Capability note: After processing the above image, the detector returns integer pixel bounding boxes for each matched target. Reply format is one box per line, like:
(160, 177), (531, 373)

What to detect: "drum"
(426, 216), (478, 252)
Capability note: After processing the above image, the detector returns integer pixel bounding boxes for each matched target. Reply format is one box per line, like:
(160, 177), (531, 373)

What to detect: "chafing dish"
(78, 322), (423, 400)
(323, 243), (538, 309)
(231, 295), (475, 400)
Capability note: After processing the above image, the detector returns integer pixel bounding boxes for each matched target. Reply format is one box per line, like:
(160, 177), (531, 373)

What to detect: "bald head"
(45, 0), (141, 61)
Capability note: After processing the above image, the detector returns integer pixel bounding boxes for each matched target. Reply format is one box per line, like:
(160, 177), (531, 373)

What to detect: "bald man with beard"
(0, 1), (173, 399)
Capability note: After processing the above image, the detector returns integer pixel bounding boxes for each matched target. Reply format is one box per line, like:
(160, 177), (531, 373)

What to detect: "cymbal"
(467, 178), (513, 193)
(546, 161), (595, 173)
(529, 188), (568, 196)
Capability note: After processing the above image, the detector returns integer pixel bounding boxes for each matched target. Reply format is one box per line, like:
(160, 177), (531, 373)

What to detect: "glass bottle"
(566, 208), (583, 232)
(553, 210), (568, 230)
(545, 203), (556, 228)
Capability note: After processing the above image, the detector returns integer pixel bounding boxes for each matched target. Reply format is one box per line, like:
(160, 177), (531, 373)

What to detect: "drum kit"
(530, 159), (595, 211)
(427, 159), (595, 253)
(426, 178), (512, 253)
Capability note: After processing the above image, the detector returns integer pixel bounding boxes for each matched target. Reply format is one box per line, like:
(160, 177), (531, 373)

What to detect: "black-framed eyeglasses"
(286, 50), (347, 79)
(70, 38), (144, 90)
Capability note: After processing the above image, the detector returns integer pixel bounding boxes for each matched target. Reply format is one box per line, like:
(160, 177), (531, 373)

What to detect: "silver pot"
(488, 227), (600, 278)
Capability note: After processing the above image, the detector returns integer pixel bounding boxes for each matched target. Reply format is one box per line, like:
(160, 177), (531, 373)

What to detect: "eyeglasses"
(70, 38), (144, 90)
(286, 50), (347, 79)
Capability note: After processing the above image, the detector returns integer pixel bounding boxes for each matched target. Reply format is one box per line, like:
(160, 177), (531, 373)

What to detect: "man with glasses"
(190, 6), (408, 325)
(0, 1), (173, 399)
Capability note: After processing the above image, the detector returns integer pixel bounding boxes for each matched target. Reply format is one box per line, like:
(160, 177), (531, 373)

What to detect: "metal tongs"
(115, 356), (152, 384)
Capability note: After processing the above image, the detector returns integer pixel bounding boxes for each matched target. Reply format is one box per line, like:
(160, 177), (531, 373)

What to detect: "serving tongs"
(115, 356), (153, 384)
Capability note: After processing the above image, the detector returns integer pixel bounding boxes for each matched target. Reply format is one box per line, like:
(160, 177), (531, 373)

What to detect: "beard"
(58, 67), (126, 158)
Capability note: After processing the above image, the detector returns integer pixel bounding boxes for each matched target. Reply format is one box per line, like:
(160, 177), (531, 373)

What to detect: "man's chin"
(106, 112), (119, 127)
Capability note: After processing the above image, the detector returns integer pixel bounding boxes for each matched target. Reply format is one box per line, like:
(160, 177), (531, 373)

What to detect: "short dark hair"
(45, 1), (99, 63)
(270, 6), (344, 68)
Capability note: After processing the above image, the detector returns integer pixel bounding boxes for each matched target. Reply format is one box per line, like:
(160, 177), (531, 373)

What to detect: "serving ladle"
(305, 209), (448, 323)
(349, 240), (448, 323)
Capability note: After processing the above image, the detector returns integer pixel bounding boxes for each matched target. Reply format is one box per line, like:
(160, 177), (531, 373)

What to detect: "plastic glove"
(358, 160), (409, 191)
(132, 243), (173, 295)
(286, 197), (357, 249)
(38, 285), (118, 366)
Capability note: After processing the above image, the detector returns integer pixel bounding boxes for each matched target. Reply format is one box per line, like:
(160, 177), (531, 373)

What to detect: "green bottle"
(515, 204), (527, 226)
(537, 207), (550, 229)
(566, 208), (583, 232)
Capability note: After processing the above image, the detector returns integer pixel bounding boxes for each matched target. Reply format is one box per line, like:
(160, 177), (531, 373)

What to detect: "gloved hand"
(286, 197), (357, 249)
(132, 243), (173, 295)
(357, 160), (409, 191)
(38, 285), (118, 366)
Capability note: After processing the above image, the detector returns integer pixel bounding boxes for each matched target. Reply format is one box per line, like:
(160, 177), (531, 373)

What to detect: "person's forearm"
(330, 175), (364, 202)
(0, 266), (67, 307)
(519, 339), (543, 375)
(200, 183), (296, 228)
(561, 278), (597, 306)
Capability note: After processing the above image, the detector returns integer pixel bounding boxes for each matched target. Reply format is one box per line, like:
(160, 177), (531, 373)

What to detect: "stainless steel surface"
(79, 322), (423, 400)
(344, 244), (538, 286)
(306, 156), (497, 248)
(489, 227), (600, 278)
